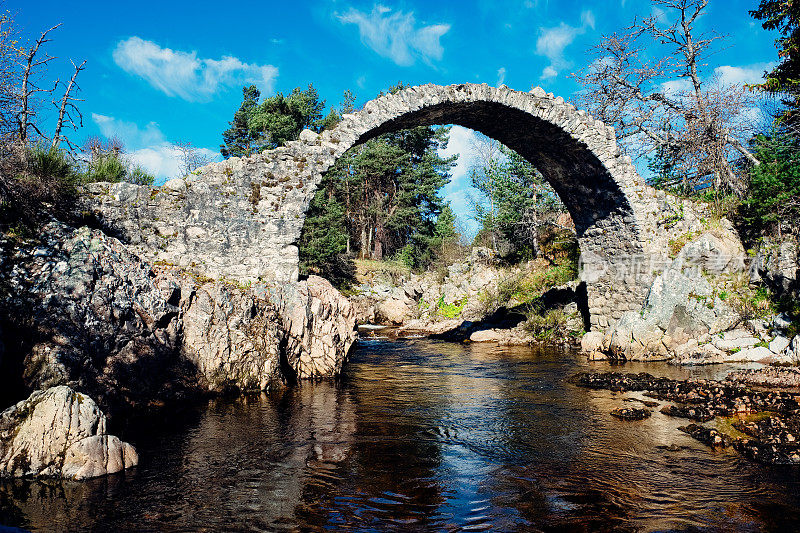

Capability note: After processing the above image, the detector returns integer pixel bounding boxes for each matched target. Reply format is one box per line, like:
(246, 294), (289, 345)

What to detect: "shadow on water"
(3, 338), (800, 531)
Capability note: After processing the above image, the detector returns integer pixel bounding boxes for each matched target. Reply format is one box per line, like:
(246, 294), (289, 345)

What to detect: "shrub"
(1, 144), (79, 226)
(28, 143), (76, 185)
(128, 166), (155, 186)
(523, 306), (568, 340)
(437, 295), (466, 319)
(83, 152), (127, 183)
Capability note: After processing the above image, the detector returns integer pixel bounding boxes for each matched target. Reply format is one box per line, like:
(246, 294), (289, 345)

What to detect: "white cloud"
(439, 126), (487, 239)
(91, 113), (220, 184)
(337, 5), (450, 66)
(658, 62), (776, 97)
(113, 36), (278, 102)
(714, 63), (775, 87)
(541, 66), (558, 79)
(497, 67), (506, 85)
(535, 10), (594, 80)
(660, 78), (692, 96)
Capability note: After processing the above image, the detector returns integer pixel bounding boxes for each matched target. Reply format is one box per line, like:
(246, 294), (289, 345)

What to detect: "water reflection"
(2, 338), (800, 531)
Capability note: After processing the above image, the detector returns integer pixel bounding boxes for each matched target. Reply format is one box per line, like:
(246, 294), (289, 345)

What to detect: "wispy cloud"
(113, 37), (278, 102)
(496, 67), (506, 85)
(535, 10), (595, 80)
(337, 5), (450, 66)
(92, 113), (219, 183)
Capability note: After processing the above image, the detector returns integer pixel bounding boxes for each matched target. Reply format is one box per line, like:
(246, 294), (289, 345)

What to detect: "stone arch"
(88, 84), (666, 329)
(288, 83), (659, 328)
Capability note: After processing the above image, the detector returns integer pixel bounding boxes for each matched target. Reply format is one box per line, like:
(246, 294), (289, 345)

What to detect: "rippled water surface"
(3, 338), (800, 532)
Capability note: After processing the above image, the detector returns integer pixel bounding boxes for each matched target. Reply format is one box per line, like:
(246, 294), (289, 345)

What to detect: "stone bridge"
(85, 83), (690, 329)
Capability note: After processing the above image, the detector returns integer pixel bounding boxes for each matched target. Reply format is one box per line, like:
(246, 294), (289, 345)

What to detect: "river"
(2, 337), (800, 532)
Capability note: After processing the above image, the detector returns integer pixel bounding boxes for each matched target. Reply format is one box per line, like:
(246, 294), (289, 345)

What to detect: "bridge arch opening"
(292, 84), (656, 328)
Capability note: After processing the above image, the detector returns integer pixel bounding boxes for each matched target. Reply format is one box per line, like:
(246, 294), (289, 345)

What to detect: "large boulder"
(375, 297), (414, 325)
(678, 228), (746, 275)
(753, 237), (799, 298)
(274, 275), (356, 379)
(0, 386), (137, 479)
(180, 281), (283, 392)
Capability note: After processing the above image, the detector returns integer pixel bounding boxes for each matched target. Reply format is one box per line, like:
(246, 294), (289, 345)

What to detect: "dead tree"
(572, 0), (759, 196)
(173, 140), (214, 175)
(51, 59), (85, 151)
(16, 23), (60, 145)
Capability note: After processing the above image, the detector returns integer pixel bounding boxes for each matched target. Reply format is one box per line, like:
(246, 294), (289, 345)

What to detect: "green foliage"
(729, 282), (775, 320)
(750, 1), (800, 124)
(82, 151), (127, 183)
(299, 191), (355, 289)
(436, 295), (466, 319)
(220, 85), (264, 158)
(469, 143), (565, 260)
(739, 128), (800, 239)
(1, 144), (79, 226)
(248, 84), (327, 149)
(523, 305), (568, 340)
(300, 90), (456, 274)
(27, 143), (77, 186)
(477, 247), (579, 316)
(128, 166), (155, 186)
(647, 135), (682, 191)
(221, 84), (340, 158)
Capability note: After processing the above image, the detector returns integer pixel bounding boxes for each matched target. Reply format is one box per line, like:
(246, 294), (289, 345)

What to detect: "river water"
(2, 337), (800, 532)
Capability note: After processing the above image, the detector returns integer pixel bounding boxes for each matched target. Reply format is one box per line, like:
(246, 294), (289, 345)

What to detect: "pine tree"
(750, 1), (800, 124)
(220, 85), (263, 158)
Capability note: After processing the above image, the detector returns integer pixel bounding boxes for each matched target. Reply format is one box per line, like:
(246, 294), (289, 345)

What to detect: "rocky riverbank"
(576, 370), (800, 464)
(580, 224), (799, 367)
(0, 221), (356, 479)
(349, 247), (586, 346)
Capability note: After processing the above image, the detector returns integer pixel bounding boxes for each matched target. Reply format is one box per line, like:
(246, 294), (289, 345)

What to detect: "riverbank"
(576, 368), (800, 465)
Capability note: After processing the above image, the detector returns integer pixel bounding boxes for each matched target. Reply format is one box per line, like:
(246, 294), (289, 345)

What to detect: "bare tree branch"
(16, 23), (61, 144)
(51, 58), (85, 151)
(571, 0), (759, 196)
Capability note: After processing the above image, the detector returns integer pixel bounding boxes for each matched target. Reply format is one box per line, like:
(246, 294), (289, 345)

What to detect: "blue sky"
(18, 0), (779, 234)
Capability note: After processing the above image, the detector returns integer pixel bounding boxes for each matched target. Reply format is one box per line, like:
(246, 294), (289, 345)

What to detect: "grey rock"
(0, 222), (187, 415)
(677, 228), (746, 275)
(180, 281), (282, 392)
(274, 275), (356, 379)
(0, 386), (137, 479)
(770, 335), (792, 354)
(732, 346), (774, 362)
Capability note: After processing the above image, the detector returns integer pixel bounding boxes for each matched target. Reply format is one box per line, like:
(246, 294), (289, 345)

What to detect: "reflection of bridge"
(86, 83), (679, 329)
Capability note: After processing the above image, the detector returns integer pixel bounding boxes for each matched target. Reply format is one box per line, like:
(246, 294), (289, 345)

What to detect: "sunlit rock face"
(273, 275), (357, 380)
(0, 220), (355, 419)
(180, 274), (356, 387)
(0, 386), (137, 480)
(81, 83), (699, 328)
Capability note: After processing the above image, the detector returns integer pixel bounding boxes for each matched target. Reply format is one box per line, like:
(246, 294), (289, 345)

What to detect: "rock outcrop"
(180, 280), (283, 392)
(0, 386), (137, 480)
(582, 225), (748, 362)
(752, 237), (799, 299)
(274, 275), (357, 379)
(582, 224), (800, 366)
(1, 222), (357, 412)
(0, 222), (190, 415)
